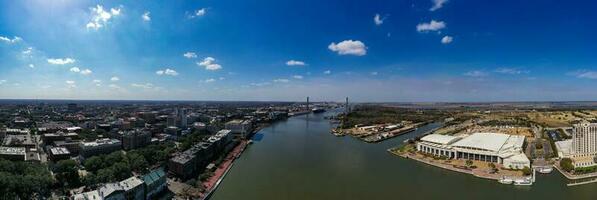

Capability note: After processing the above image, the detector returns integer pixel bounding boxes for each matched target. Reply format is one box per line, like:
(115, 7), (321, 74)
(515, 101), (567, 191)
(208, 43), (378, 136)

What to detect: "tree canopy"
(0, 159), (55, 199)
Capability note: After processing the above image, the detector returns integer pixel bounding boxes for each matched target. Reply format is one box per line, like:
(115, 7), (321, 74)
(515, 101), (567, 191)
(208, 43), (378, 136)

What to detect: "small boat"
(312, 108), (326, 113)
(513, 178), (532, 186)
(537, 167), (553, 174)
(498, 177), (513, 184)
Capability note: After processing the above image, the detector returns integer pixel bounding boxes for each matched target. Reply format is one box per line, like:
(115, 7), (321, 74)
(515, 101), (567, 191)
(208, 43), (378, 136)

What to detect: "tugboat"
(312, 107), (326, 113)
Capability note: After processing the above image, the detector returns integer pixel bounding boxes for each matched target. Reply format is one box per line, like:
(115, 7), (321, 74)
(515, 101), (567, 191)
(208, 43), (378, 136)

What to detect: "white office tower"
(572, 123), (597, 167)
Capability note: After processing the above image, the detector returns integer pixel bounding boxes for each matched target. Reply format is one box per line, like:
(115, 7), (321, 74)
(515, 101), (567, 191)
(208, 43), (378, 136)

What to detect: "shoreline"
(199, 140), (249, 200)
(333, 121), (438, 143)
(388, 150), (501, 181)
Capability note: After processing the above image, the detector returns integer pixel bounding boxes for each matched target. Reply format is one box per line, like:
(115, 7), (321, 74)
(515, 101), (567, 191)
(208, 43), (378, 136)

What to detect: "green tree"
(81, 173), (97, 187)
(465, 160), (473, 167)
(54, 159), (81, 188)
(84, 156), (104, 172)
(560, 158), (574, 172)
(104, 151), (125, 164)
(0, 159), (54, 199)
(126, 152), (148, 173)
(111, 162), (132, 181)
(522, 166), (532, 176)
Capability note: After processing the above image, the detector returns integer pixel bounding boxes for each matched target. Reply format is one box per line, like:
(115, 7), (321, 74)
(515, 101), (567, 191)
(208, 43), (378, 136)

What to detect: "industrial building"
(417, 132), (530, 169)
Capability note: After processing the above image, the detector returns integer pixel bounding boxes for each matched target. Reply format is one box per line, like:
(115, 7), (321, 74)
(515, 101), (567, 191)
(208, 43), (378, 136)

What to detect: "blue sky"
(1, 0), (597, 102)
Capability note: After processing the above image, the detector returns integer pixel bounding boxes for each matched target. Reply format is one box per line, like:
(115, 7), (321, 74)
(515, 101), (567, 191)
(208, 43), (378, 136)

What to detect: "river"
(211, 110), (597, 200)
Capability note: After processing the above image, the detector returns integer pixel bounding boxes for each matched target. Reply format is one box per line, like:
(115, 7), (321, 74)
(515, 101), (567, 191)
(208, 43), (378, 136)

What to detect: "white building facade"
(571, 123), (597, 167)
(417, 132), (530, 169)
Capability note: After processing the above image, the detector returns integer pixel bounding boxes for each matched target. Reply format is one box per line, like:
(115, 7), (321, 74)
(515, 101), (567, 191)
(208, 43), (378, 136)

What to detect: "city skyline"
(2, 0), (597, 102)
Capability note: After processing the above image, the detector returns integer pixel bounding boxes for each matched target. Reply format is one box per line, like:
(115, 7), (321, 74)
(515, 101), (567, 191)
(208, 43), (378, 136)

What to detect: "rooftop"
(82, 138), (121, 147)
(420, 134), (461, 145)
(0, 147), (26, 155)
(120, 176), (143, 191)
(50, 147), (70, 155)
(451, 132), (511, 152)
(142, 168), (166, 186)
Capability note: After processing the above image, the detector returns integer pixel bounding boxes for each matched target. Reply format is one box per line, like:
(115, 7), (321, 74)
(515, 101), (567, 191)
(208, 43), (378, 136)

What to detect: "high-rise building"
(166, 115), (177, 127)
(571, 123), (597, 167)
(121, 130), (151, 150)
(179, 109), (188, 128)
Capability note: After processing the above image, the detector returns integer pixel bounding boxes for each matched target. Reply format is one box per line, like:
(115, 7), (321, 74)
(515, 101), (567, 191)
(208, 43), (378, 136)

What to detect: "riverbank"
(199, 140), (249, 200)
(390, 150), (498, 181)
(388, 148), (529, 183)
(332, 121), (433, 143)
(552, 163), (597, 186)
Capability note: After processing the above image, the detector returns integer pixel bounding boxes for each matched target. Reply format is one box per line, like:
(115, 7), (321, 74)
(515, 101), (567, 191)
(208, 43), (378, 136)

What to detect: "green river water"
(211, 111), (597, 200)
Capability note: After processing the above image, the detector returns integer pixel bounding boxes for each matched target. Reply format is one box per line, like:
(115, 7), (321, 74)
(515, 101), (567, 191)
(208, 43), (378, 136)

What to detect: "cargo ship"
(312, 107), (326, 113)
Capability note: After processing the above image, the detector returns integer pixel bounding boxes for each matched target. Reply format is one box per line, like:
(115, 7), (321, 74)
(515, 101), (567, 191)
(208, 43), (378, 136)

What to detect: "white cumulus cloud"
(110, 76), (120, 81)
(86, 5), (122, 30)
(69, 67), (92, 75)
(69, 67), (80, 73)
(569, 70), (597, 79)
(441, 36), (453, 44)
(93, 79), (102, 86)
(286, 60), (306, 66)
(328, 40), (367, 56)
(495, 68), (528, 75)
(374, 14), (385, 26)
(47, 58), (76, 65)
(183, 52), (197, 59)
(324, 70), (332, 75)
(0, 36), (22, 44)
(156, 68), (178, 76)
(292, 75), (303, 79)
(131, 83), (154, 89)
(430, 0), (448, 11)
(80, 69), (93, 75)
(190, 8), (207, 18)
(464, 70), (488, 77)
(273, 78), (290, 83)
(66, 80), (76, 88)
(416, 20), (446, 32)
(142, 11), (151, 21)
(197, 57), (222, 71)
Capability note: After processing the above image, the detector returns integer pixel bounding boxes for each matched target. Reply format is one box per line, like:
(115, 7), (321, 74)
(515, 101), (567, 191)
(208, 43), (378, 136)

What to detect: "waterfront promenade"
(390, 151), (507, 181)
(200, 140), (248, 199)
